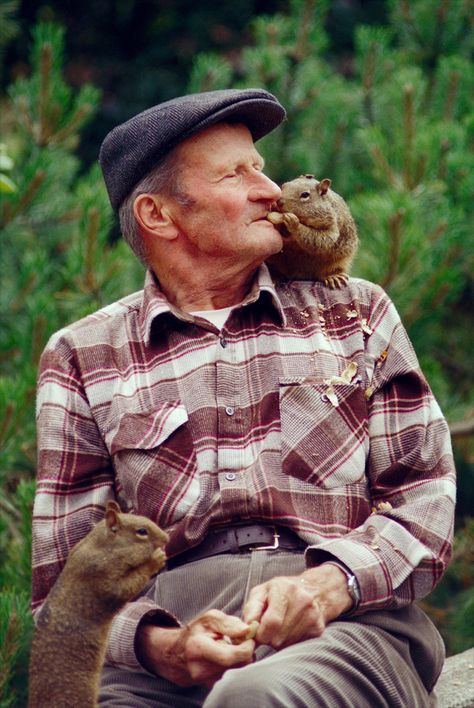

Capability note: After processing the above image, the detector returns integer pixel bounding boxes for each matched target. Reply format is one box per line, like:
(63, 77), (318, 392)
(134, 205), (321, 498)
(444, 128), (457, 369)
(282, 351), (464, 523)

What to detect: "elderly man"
(33, 89), (455, 706)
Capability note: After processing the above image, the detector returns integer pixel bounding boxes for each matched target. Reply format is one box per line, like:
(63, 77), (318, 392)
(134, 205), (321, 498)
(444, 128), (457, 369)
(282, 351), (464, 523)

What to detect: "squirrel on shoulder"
(266, 174), (358, 288)
(28, 501), (168, 708)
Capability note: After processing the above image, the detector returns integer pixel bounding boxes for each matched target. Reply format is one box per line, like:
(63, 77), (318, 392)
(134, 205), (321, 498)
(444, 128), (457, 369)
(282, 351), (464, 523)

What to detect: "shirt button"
(220, 336), (227, 348)
(225, 406), (235, 416)
(225, 473), (236, 481)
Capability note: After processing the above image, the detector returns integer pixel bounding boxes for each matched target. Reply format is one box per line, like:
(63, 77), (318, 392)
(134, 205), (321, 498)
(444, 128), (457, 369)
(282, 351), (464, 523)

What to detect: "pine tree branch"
(381, 208), (404, 289)
(16, 94), (35, 135)
(369, 145), (400, 188)
(11, 273), (37, 314)
(436, 139), (450, 180)
(0, 402), (14, 451)
(432, 0), (449, 58)
(84, 206), (100, 292)
(427, 219), (448, 243)
(414, 152), (428, 184)
(6, 170), (46, 223)
(292, 0), (316, 62)
(423, 0), (449, 110)
(443, 70), (461, 121)
(0, 609), (19, 696)
(38, 41), (53, 146)
(399, 0), (425, 47)
(49, 103), (95, 146)
(403, 243), (454, 326)
(403, 83), (415, 189)
(323, 121), (348, 177)
(362, 89), (375, 126)
(0, 200), (12, 226)
(361, 39), (377, 125)
(31, 315), (47, 366)
(57, 208), (81, 223)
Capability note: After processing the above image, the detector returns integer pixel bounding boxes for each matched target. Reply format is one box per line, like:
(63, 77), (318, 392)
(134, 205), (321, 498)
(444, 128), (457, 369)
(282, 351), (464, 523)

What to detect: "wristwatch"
(346, 573), (361, 609)
(326, 561), (361, 612)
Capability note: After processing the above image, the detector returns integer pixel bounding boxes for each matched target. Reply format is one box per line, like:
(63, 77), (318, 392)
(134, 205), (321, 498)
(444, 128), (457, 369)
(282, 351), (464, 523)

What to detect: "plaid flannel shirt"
(33, 265), (455, 671)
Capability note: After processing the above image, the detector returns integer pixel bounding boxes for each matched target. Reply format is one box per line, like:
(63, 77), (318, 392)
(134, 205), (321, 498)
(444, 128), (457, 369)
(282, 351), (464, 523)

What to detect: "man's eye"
(136, 528), (149, 537)
(300, 191), (311, 200)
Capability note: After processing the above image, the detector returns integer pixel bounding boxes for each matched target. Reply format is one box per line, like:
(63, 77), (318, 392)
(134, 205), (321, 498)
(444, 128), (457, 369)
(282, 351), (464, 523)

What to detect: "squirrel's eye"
(136, 528), (149, 537)
(300, 191), (311, 200)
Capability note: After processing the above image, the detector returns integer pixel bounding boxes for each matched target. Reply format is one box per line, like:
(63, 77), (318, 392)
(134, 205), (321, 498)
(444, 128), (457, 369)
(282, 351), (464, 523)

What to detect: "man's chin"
(245, 221), (283, 258)
(266, 229), (284, 254)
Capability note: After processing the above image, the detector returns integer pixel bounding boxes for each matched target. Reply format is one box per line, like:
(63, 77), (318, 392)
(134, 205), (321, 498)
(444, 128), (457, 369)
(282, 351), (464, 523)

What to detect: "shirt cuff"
(304, 537), (393, 613)
(105, 597), (181, 672)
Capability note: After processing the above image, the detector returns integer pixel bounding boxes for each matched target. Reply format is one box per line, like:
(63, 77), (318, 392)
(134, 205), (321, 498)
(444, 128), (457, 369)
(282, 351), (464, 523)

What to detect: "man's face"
(167, 123), (283, 264)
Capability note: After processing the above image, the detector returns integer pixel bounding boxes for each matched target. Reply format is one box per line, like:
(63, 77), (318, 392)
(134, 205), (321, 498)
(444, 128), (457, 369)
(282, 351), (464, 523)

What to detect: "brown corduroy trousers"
(99, 550), (444, 707)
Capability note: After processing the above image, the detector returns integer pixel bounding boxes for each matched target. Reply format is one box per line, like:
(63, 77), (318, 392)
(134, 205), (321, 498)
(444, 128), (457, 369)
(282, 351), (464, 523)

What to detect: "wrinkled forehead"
(175, 122), (261, 172)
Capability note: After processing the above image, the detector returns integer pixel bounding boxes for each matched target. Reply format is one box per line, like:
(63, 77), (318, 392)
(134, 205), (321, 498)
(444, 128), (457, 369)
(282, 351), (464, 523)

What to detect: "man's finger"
(255, 581), (291, 643)
(228, 620), (260, 644)
(198, 609), (254, 638)
(242, 583), (269, 623)
(190, 631), (255, 668)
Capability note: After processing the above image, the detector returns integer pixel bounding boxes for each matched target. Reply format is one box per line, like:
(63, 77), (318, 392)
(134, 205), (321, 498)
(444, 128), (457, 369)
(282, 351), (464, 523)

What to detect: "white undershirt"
(191, 306), (234, 331)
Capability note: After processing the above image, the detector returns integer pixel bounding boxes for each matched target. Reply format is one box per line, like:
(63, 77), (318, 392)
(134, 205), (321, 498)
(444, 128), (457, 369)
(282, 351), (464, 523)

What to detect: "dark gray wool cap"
(99, 88), (286, 211)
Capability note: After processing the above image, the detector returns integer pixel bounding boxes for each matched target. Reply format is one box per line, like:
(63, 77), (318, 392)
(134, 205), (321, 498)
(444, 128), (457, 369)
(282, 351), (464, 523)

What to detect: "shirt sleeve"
(305, 283), (456, 613)
(33, 333), (179, 672)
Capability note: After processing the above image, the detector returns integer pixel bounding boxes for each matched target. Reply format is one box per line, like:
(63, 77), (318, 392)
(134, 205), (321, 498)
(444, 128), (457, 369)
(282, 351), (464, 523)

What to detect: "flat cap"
(99, 88), (286, 210)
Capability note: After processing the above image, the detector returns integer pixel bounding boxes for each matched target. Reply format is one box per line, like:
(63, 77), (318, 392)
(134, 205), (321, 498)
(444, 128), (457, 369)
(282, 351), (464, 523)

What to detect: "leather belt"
(167, 524), (307, 569)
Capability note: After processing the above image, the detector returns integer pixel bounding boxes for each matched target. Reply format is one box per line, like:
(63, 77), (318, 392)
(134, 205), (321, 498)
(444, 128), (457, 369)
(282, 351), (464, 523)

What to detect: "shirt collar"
(239, 264), (286, 325)
(139, 264), (286, 346)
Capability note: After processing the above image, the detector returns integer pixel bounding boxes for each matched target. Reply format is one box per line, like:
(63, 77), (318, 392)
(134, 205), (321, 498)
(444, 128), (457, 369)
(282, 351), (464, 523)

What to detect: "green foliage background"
(1, 1), (473, 704)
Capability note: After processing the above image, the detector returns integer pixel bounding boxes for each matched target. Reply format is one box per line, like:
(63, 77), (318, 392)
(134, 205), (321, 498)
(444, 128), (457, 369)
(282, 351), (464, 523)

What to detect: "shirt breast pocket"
(279, 377), (369, 488)
(104, 400), (200, 526)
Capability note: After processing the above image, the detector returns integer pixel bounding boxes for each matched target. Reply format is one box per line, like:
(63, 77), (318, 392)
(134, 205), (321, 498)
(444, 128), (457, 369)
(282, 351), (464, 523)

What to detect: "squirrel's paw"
(323, 273), (349, 289)
(150, 548), (167, 574)
(267, 211), (300, 233)
(280, 212), (300, 232)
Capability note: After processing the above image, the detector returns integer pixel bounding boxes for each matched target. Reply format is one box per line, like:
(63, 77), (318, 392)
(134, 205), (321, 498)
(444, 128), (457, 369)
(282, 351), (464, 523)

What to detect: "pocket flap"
(279, 378), (361, 410)
(108, 401), (189, 455)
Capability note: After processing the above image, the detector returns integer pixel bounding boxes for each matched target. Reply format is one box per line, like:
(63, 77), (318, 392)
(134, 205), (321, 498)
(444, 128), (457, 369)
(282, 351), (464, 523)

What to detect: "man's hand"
(136, 609), (256, 688)
(242, 563), (354, 650)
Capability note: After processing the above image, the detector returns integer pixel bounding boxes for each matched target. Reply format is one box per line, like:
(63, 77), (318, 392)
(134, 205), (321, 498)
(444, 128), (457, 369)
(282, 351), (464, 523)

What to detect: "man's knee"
(204, 621), (433, 708)
(204, 655), (362, 708)
(204, 662), (290, 708)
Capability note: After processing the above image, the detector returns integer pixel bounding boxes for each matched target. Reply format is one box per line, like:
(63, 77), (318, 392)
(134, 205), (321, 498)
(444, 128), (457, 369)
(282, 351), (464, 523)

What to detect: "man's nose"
(249, 172), (281, 202)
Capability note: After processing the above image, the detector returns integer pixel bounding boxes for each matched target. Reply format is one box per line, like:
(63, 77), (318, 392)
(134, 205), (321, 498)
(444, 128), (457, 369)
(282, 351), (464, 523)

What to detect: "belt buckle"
(249, 526), (280, 551)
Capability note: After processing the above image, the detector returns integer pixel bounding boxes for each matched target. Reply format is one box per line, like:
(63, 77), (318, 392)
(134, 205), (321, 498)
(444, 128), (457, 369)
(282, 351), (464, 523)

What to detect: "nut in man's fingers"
(222, 620), (260, 645)
(230, 620), (260, 645)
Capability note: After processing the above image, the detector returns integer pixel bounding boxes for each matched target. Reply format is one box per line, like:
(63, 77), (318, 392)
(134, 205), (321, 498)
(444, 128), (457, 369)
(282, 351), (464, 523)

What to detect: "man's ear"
(133, 193), (178, 240)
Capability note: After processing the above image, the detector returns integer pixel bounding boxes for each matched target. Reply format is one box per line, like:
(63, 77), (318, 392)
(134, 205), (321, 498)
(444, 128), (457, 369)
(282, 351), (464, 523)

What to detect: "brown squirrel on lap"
(28, 501), (168, 708)
(267, 175), (358, 288)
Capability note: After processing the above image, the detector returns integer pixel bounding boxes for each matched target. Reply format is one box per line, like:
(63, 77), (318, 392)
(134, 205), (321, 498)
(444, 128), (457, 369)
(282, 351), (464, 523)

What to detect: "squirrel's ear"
(319, 179), (331, 195)
(105, 501), (121, 532)
(105, 500), (121, 514)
